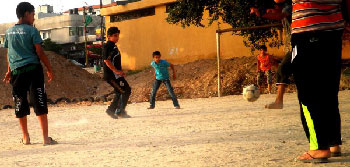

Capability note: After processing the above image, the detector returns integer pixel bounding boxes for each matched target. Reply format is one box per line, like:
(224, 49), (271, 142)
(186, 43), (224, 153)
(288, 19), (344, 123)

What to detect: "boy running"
(3, 2), (56, 145)
(103, 27), (131, 119)
(148, 51), (180, 109)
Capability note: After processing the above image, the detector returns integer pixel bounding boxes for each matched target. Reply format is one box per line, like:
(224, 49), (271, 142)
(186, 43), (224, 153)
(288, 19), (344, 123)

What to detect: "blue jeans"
(150, 79), (179, 107)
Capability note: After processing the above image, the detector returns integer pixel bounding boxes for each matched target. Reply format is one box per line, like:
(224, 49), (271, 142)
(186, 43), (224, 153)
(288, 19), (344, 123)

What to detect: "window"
(43, 32), (46, 39)
(69, 27), (77, 36)
(110, 7), (155, 22)
(78, 27), (84, 36)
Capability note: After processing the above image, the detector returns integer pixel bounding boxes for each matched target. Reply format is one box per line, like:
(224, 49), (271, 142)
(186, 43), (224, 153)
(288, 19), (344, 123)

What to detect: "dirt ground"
(0, 91), (350, 167)
(0, 48), (107, 106)
(2, 47), (350, 108)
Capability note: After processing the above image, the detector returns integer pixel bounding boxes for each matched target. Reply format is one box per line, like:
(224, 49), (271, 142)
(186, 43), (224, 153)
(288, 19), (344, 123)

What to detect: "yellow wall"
(103, 1), (350, 70)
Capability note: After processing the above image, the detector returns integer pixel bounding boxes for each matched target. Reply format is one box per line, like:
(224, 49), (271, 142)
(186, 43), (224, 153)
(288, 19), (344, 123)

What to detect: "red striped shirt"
(291, 1), (344, 34)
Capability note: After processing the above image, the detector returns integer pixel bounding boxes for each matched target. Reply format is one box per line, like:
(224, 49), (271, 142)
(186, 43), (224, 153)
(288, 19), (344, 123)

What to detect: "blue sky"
(0, 0), (102, 24)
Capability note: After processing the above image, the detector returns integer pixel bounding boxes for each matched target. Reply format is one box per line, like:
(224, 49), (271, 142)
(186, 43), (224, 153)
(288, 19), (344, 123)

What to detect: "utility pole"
(216, 22), (221, 97)
(100, 0), (104, 62)
(83, 6), (89, 67)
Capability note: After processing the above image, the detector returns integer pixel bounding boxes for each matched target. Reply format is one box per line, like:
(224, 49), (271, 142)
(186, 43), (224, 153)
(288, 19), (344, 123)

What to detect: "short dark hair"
(259, 45), (267, 51)
(107, 27), (120, 36)
(16, 2), (35, 19)
(152, 51), (161, 57)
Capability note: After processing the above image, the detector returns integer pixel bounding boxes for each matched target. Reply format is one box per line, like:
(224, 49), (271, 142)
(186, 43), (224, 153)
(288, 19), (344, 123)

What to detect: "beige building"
(0, 14), (101, 45)
(101, 0), (350, 70)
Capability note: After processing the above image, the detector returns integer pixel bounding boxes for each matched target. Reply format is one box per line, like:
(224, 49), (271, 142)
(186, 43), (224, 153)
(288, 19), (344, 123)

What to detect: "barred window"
(110, 7), (155, 22)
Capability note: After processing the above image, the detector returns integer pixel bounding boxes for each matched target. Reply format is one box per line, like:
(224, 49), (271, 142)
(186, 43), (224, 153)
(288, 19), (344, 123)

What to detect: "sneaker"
(175, 106), (180, 109)
(106, 110), (118, 119)
(147, 106), (155, 109)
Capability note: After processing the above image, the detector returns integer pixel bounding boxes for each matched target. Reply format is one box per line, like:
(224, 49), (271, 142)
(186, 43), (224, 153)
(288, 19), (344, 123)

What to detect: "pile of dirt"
(1, 47), (349, 107)
(0, 48), (109, 107)
(125, 57), (297, 103)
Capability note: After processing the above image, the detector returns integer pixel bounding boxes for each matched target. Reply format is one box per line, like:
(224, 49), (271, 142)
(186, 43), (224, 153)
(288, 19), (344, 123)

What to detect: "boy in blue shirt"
(3, 2), (56, 145)
(148, 51), (180, 109)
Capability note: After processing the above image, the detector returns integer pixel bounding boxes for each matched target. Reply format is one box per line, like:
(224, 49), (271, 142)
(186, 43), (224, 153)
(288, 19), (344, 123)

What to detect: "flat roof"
(101, 0), (176, 16)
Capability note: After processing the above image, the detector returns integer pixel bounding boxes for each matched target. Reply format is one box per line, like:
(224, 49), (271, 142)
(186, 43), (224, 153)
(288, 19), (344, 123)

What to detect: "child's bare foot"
(330, 145), (341, 157)
(21, 136), (30, 145)
(265, 102), (283, 109)
(43, 137), (58, 146)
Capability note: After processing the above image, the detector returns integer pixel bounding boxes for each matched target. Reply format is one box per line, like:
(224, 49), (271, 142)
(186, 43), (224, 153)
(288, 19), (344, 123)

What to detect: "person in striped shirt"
(291, 0), (347, 163)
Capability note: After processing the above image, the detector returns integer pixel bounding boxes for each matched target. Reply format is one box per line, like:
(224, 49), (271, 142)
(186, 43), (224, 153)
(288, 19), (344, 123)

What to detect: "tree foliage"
(42, 38), (62, 53)
(166, 0), (283, 51)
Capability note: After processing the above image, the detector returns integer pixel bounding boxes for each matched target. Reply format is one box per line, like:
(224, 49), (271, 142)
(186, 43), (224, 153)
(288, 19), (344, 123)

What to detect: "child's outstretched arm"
(35, 44), (54, 82)
(170, 63), (176, 80)
(3, 49), (11, 83)
(104, 59), (126, 77)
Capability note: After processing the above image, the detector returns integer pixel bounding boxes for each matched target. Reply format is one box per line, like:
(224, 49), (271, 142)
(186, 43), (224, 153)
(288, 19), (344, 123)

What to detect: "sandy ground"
(0, 91), (350, 167)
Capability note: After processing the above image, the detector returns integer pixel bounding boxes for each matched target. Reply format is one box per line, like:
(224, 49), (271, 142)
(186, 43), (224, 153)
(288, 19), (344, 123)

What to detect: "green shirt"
(4, 24), (42, 71)
(151, 60), (170, 80)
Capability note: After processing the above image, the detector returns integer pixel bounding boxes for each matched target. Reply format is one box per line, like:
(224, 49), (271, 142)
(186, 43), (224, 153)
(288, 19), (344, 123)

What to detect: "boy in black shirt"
(103, 27), (131, 119)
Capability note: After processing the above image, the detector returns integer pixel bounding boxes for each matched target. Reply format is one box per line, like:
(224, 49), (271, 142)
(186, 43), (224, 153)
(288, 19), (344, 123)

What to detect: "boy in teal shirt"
(3, 2), (56, 145)
(148, 51), (180, 109)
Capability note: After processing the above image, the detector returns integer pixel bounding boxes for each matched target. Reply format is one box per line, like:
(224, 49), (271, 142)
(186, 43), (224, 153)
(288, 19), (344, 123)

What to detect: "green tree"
(42, 38), (61, 53)
(166, 0), (282, 51)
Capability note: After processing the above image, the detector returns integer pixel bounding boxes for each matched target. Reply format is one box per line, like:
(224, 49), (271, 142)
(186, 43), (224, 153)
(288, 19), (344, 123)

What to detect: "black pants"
(10, 64), (48, 118)
(106, 77), (131, 114)
(291, 30), (343, 150)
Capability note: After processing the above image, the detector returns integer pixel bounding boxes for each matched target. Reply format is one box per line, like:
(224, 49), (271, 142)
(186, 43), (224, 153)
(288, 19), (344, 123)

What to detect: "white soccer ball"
(243, 84), (260, 102)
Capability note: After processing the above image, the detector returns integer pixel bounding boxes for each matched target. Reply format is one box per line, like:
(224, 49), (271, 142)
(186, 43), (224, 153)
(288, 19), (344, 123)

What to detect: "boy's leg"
(292, 30), (342, 158)
(267, 70), (273, 93)
(116, 77), (131, 114)
(11, 69), (31, 144)
(18, 116), (30, 144)
(106, 79), (122, 114)
(37, 114), (49, 144)
(266, 84), (286, 109)
(149, 80), (162, 108)
(266, 53), (292, 109)
(164, 80), (180, 107)
(29, 65), (50, 144)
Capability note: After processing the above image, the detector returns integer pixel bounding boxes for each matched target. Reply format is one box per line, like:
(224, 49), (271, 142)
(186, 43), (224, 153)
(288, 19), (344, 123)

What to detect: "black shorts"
(10, 64), (48, 118)
(276, 51), (293, 85)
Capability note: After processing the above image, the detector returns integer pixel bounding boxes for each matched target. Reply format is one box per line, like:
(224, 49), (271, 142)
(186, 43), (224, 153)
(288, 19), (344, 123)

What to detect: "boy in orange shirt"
(257, 45), (274, 94)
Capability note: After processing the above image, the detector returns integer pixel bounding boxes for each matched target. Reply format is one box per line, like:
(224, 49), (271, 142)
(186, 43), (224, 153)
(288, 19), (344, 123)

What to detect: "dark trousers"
(291, 30), (343, 150)
(106, 77), (131, 114)
(150, 79), (179, 107)
(10, 64), (48, 118)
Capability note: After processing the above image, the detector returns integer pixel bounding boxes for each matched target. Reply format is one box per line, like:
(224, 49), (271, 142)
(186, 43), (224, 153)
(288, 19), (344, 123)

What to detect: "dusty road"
(1, 91), (350, 167)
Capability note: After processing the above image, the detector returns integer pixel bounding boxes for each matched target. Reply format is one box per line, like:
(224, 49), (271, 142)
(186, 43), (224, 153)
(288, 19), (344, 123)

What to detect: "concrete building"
(0, 14), (101, 45)
(34, 15), (101, 44)
(36, 5), (61, 20)
(101, 0), (350, 70)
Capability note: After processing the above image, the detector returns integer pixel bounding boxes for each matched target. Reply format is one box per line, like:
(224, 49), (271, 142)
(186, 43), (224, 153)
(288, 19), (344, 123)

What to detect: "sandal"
(295, 152), (328, 163)
(43, 137), (58, 146)
(331, 152), (342, 157)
